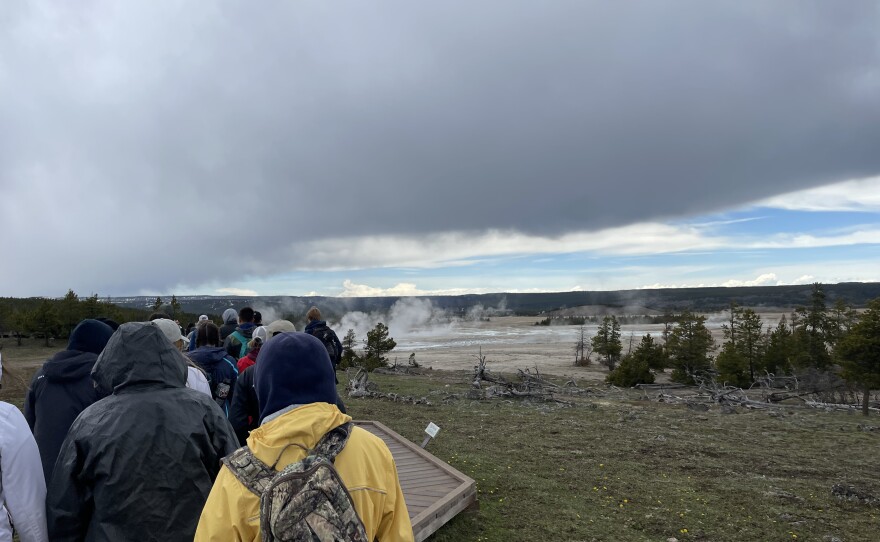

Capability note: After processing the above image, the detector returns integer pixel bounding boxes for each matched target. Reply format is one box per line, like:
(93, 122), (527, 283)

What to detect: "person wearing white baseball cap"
(0, 353), (49, 542)
(151, 319), (211, 396)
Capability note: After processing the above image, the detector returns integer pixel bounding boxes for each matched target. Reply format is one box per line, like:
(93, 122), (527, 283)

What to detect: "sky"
(1, 1), (879, 298)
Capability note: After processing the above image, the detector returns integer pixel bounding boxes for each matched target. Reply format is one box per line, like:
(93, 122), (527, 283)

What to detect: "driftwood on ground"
(470, 349), (598, 404)
(345, 368), (431, 405)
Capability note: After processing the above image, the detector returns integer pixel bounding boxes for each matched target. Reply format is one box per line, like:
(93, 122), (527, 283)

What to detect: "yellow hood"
(196, 403), (414, 542)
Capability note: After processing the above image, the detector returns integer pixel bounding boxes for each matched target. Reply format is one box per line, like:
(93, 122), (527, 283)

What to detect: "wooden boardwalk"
(356, 421), (477, 541)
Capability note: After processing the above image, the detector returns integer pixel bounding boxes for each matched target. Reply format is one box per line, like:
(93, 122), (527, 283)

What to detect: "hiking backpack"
(222, 422), (368, 542)
(309, 326), (340, 368)
(229, 330), (252, 358)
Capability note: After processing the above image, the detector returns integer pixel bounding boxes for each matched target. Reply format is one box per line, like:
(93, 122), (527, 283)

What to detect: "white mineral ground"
(390, 313), (788, 382)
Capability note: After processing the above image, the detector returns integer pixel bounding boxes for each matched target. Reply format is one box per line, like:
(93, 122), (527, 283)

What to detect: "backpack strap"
(222, 447), (277, 496)
(312, 422), (353, 462)
(230, 331), (249, 358)
(222, 423), (353, 495)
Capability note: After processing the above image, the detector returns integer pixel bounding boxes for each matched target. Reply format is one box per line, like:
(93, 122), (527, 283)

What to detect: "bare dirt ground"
(393, 313), (788, 381)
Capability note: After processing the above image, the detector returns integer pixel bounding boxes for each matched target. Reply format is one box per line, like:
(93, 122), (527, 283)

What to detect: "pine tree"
(836, 298), (880, 416)
(340, 328), (359, 369)
(828, 298), (858, 348)
(607, 334), (661, 387)
(170, 295), (182, 319)
(794, 283), (831, 368)
(591, 315), (622, 370)
(763, 315), (794, 375)
(30, 300), (60, 347)
(364, 323), (396, 371)
(667, 311), (714, 384)
(58, 289), (82, 337)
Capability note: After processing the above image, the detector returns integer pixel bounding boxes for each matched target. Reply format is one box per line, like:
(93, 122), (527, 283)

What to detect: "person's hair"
(149, 312), (171, 321)
(185, 322), (195, 334)
(253, 311), (262, 325)
(306, 306), (321, 321)
(196, 322), (221, 347)
(248, 336), (263, 350)
(238, 307), (255, 323)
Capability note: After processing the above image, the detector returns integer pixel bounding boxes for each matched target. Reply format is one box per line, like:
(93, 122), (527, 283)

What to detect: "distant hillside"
(110, 282), (880, 322)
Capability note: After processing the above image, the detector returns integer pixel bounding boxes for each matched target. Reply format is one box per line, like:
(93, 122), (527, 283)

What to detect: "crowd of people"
(0, 306), (413, 542)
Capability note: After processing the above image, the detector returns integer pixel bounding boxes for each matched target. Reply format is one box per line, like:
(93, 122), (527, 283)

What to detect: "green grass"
(345, 371), (879, 542)
(4, 341), (878, 541)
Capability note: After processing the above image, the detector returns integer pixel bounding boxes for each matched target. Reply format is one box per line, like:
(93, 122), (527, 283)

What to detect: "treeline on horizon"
(0, 290), (213, 345)
(105, 281), (880, 320)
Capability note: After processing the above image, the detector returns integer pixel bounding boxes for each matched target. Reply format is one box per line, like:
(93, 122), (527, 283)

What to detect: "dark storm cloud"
(2, 1), (879, 295)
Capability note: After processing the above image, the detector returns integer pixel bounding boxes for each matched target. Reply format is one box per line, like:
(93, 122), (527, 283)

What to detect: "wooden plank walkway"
(356, 421), (477, 541)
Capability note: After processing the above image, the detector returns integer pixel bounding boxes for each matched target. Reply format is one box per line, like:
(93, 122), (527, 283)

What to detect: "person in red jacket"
(236, 326), (267, 372)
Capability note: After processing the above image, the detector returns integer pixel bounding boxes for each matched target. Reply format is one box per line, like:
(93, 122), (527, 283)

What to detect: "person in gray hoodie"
(219, 308), (238, 341)
(24, 319), (114, 482)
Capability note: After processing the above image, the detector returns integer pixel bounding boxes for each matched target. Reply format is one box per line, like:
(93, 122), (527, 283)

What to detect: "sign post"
(421, 422), (440, 448)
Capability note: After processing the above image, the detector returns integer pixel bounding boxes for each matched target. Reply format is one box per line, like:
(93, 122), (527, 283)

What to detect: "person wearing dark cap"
(24, 319), (114, 482)
(223, 306), (256, 359)
(195, 332), (413, 541)
(47, 322), (238, 541)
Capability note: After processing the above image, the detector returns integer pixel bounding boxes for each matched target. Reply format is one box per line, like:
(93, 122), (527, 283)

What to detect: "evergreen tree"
(721, 301), (741, 348)
(591, 315), (622, 370)
(170, 295), (182, 319)
(794, 283), (831, 368)
(828, 298), (858, 347)
(666, 311), (714, 384)
(364, 323), (396, 370)
(763, 315), (794, 375)
(715, 341), (750, 387)
(340, 328), (360, 369)
(607, 334), (661, 387)
(30, 300), (61, 347)
(737, 308), (765, 382)
(152, 296), (164, 312)
(836, 298), (880, 416)
(58, 289), (82, 337)
(81, 294), (101, 319)
(10, 310), (27, 346)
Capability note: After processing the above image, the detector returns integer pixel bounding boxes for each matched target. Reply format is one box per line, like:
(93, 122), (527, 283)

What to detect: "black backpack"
(308, 325), (340, 367)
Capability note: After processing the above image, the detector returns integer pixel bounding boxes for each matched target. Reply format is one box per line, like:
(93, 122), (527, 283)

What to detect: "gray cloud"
(2, 1), (879, 295)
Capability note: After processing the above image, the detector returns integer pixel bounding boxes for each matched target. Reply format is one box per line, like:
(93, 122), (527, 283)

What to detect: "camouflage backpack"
(222, 422), (369, 542)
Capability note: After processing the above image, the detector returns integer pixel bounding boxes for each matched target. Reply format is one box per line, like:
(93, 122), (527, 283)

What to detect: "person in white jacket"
(0, 353), (49, 542)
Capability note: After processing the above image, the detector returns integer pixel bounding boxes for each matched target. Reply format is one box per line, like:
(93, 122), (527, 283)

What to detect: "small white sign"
(424, 422), (440, 438)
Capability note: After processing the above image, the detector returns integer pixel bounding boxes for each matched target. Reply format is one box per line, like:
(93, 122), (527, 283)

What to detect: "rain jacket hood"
(195, 403), (413, 542)
(66, 319), (113, 355)
(41, 350), (97, 382)
(92, 321), (187, 394)
(47, 323), (238, 542)
(25, 349), (105, 482)
(254, 332), (337, 422)
(222, 308), (238, 324)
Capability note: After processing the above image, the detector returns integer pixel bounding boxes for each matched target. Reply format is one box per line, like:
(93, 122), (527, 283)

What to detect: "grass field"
(2, 339), (878, 541)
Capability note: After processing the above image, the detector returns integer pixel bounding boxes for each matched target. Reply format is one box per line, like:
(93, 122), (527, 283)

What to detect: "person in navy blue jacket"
(24, 319), (114, 482)
(188, 322), (239, 415)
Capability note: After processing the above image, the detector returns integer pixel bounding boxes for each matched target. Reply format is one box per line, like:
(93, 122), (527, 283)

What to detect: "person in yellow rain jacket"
(195, 331), (413, 542)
